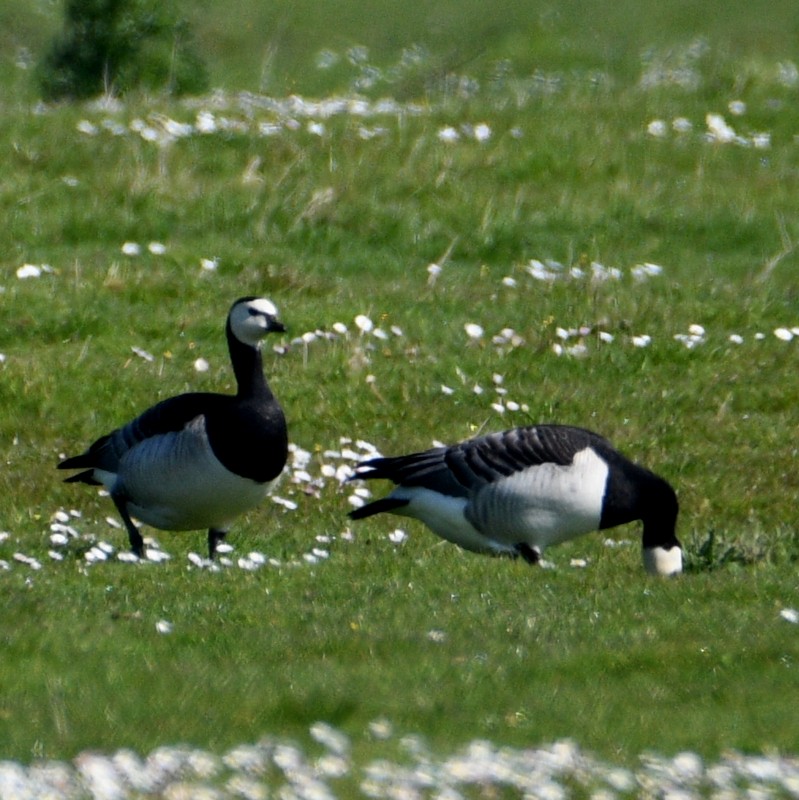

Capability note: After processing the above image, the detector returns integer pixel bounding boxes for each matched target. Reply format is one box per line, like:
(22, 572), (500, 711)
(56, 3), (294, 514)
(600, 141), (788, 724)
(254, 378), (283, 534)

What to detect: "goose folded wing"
(442, 425), (611, 491)
(354, 426), (611, 497)
(59, 393), (229, 474)
(116, 393), (228, 447)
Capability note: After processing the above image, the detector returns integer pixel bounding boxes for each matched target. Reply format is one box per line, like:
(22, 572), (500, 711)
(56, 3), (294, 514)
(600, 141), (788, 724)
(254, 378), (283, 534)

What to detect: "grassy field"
(1, 0), (799, 783)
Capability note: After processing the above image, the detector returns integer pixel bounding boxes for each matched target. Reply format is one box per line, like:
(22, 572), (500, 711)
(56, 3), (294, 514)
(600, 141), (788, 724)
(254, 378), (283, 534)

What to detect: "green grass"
(1, 0), (799, 772)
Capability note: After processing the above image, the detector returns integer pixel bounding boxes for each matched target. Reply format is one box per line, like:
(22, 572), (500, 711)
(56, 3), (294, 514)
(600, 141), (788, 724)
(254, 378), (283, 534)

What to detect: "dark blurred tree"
(39, 0), (209, 101)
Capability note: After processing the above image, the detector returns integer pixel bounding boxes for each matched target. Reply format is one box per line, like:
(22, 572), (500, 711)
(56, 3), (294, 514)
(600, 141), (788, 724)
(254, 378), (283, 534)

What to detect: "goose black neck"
(227, 322), (271, 399)
(641, 478), (680, 550)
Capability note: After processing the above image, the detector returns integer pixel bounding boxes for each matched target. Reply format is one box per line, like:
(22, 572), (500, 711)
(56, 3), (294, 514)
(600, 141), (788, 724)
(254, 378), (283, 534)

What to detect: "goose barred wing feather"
(356, 425), (610, 495)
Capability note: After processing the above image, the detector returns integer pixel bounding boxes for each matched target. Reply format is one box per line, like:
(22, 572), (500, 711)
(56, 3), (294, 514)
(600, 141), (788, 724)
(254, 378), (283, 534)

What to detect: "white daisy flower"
(131, 346), (154, 362)
(16, 264), (42, 279)
(437, 126), (459, 143)
(427, 263), (442, 285)
(195, 111), (217, 133)
(647, 119), (668, 138)
(76, 120), (99, 136)
(272, 496), (299, 510)
(354, 314), (374, 333)
(706, 113), (737, 143)
(310, 722), (350, 754)
(473, 123), (492, 142)
(752, 132), (771, 149)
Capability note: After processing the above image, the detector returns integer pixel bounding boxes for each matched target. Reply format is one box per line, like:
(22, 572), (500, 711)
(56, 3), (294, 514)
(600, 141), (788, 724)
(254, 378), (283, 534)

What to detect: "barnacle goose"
(348, 424), (681, 575)
(58, 297), (288, 559)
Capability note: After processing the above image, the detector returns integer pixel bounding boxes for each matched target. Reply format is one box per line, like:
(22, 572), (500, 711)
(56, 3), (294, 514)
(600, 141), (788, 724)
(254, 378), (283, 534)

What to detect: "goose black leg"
(111, 493), (144, 558)
(208, 528), (227, 560)
(515, 542), (540, 565)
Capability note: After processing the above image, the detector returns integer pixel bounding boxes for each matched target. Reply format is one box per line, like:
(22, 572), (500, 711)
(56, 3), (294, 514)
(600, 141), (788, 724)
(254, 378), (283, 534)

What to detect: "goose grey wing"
(443, 425), (603, 484)
(58, 392), (228, 475)
(353, 425), (609, 496)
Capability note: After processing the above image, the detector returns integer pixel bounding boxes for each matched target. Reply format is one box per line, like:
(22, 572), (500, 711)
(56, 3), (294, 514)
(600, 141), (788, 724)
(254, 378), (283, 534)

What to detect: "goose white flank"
(349, 424), (681, 575)
(58, 297), (288, 559)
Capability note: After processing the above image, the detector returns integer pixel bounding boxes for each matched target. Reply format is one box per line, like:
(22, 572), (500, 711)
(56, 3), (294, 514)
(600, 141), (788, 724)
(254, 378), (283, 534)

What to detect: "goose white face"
(230, 298), (283, 346)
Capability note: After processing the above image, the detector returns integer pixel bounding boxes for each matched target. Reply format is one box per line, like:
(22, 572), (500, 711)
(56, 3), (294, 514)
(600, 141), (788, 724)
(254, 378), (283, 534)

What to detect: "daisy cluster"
(72, 92), (425, 150)
(70, 100), (506, 161)
(521, 259), (664, 283)
(447, 258), (797, 359)
(646, 102), (772, 149)
(14, 252), (799, 362)
(2, 722), (799, 800)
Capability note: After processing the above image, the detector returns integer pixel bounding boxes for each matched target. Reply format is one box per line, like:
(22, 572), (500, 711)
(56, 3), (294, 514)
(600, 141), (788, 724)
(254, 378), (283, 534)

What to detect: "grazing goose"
(348, 424), (681, 575)
(58, 297), (289, 559)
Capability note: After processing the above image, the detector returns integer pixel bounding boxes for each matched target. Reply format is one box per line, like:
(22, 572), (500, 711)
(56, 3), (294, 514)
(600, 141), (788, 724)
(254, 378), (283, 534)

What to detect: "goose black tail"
(62, 469), (102, 486)
(348, 497), (410, 520)
(57, 453), (87, 470)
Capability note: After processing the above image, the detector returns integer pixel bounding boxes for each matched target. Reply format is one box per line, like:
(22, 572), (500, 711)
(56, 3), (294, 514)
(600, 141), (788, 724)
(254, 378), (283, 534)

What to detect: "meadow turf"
(1, 0), (799, 778)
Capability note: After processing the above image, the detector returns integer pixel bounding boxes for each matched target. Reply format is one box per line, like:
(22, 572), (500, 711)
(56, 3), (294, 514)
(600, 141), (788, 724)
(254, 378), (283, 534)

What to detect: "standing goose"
(58, 297), (288, 559)
(348, 424), (681, 575)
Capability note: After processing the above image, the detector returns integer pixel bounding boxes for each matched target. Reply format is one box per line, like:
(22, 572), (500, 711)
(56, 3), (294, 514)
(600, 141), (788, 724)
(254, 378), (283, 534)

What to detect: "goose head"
(228, 297), (286, 347)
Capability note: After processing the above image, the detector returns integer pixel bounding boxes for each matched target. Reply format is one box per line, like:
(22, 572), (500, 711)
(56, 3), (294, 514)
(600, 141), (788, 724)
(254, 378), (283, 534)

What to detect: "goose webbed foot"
(514, 542), (540, 565)
(111, 493), (144, 558)
(208, 529), (227, 560)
